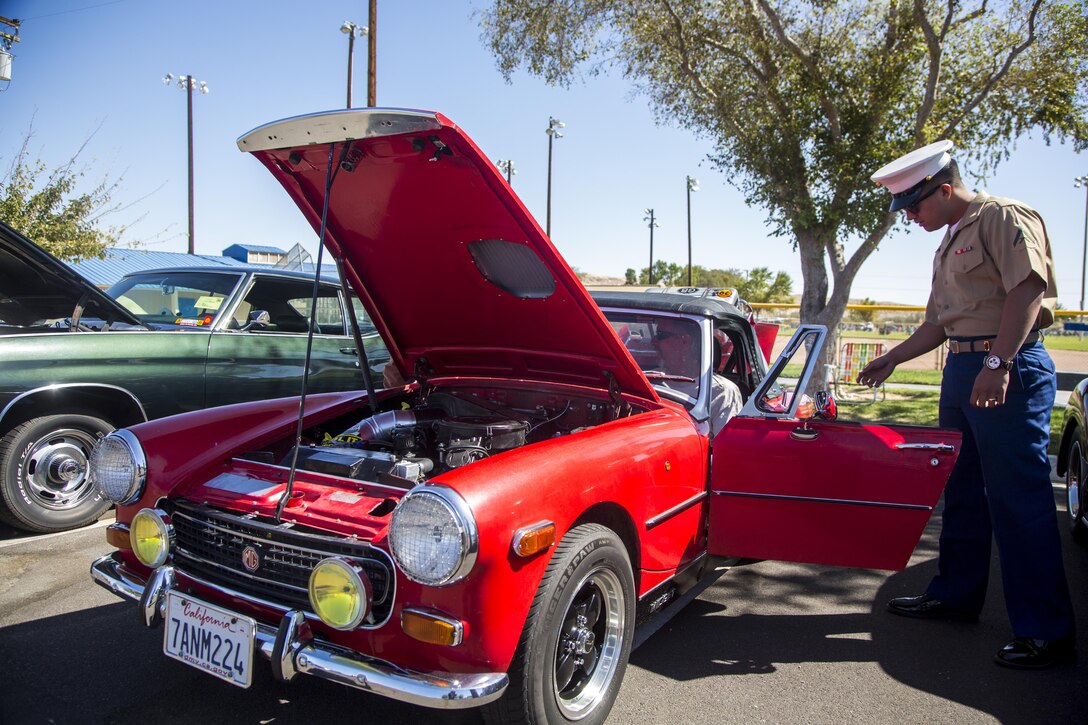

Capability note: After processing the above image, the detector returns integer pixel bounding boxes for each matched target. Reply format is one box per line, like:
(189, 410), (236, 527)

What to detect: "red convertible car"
(90, 109), (960, 724)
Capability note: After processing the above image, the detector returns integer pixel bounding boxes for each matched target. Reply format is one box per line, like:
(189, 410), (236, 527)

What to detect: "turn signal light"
(105, 523), (131, 550)
(401, 608), (463, 646)
(512, 521), (555, 558)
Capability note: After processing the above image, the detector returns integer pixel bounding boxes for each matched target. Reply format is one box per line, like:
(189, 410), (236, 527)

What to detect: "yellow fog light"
(130, 508), (173, 568)
(308, 557), (372, 630)
(401, 608), (464, 646)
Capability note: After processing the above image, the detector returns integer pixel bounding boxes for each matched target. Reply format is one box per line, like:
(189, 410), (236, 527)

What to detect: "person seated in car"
(652, 318), (742, 436)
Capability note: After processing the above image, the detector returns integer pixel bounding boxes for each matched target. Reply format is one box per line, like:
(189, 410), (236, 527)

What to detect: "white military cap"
(871, 139), (954, 212)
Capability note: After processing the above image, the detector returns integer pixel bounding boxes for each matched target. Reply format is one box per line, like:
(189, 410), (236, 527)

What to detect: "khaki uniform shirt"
(924, 192), (1057, 337)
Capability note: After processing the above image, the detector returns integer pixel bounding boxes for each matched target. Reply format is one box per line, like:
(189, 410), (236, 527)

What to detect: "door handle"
(339, 347), (356, 355)
(895, 443), (956, 452)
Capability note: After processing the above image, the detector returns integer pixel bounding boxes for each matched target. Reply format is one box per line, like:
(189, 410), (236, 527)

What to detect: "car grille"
(165, 499), (395, 628)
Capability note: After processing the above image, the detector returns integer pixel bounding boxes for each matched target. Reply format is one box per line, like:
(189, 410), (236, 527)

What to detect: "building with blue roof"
(66, 243), (339, 287)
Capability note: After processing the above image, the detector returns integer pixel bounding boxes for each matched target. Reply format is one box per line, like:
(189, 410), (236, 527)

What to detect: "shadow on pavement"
(630, 492), (1086, 724)
(0, 599), (483, 725)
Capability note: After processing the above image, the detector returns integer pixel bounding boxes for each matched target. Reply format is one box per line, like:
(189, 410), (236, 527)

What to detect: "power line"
(21, 0), (126, 22)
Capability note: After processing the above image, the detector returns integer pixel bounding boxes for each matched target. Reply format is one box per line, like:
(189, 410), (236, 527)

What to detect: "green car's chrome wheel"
(0, 414), (113, 533)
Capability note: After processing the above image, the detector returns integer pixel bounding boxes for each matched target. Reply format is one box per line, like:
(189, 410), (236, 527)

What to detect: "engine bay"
(282, 386), (638, 486)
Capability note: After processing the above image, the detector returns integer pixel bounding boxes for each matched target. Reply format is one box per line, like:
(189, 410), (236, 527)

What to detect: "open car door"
(708, 326), (961, 571)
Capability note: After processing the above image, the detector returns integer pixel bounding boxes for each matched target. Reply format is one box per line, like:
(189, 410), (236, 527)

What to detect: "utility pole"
(0, 15), (21, 88)
(496, 159), (516, 185)
(163, 74), (209, 254)
(686, 176), (699, 286)
(367, 0), (377, 106)
(1076, 175), (1088, 319)
(546, 117), (565, 238)
(341, 21), (367, 109)
(644, 208), (659, 285)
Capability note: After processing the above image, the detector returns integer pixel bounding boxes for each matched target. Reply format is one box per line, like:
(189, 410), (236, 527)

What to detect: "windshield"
(106, 271), (245, 328)
(604, 312), (704, 408)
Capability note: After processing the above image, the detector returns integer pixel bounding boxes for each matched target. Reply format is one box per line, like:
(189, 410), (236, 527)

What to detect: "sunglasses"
(654, 330), (682, 342)
(904, 184), (943, 215)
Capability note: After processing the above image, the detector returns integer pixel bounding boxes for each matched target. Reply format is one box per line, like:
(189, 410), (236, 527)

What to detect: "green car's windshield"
(106, 271), (245, 328)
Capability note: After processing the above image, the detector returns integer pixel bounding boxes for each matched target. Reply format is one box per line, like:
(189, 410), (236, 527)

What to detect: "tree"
(635, 260), (794, 302)
(739, 267), (794, 303)
(851, 297), (879, 323)
(480, 0), (1088, 368)
(639, 259), (686, 284)
(0, 130), (129, 262)
(625, 267), (638, 284)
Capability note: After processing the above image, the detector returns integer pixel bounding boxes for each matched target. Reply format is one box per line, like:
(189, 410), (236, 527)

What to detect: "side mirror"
(813, 390), (837, 421)
(240, 309), (270, 331)
(796, 390), (838, 422)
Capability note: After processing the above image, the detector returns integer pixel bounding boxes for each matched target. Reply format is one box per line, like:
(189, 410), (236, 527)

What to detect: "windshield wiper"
(643, 371), (695, 383)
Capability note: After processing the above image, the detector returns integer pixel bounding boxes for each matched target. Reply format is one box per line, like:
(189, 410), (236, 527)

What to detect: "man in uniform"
(858, 140), (1075, 669)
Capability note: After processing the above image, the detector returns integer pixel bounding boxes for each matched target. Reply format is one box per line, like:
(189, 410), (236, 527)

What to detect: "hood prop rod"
(277, 142), (346, 524)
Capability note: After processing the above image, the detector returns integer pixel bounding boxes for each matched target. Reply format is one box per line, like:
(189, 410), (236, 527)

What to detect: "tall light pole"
(367, 0), (377, 106)
(644, 208), (659, 285)
(496, 159), (517, 185)
(163, 73), (209, 255)
(546, 117), (564, 238)
(341, 21), (368, 108)
(1076, 175), (1088, 316)
(686, 175), (699, 286)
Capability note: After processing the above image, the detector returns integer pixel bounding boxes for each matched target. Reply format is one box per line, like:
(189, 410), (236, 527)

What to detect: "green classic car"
(0, 221), (389, 533)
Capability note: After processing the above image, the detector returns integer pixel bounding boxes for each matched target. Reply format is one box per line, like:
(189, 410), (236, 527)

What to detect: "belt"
(948, 331), (1039, 354)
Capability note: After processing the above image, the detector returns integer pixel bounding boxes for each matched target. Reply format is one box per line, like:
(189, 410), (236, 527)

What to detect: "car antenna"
(276, 141), (348, 524)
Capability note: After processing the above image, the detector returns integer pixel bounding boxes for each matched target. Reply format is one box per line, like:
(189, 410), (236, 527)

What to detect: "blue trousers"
(927, 341), (1074, 639)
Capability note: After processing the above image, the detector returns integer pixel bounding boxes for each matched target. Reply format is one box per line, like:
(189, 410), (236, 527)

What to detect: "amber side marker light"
(106, 523), (131, 550)
(401, 608), (464, 647)
(512, 521), (556, 558)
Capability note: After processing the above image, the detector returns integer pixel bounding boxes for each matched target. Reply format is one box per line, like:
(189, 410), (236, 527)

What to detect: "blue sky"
(2, 0), (1086, 307)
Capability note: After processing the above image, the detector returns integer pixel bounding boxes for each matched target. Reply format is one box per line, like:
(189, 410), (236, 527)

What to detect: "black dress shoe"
(886, 593), (978, 622)
(993, 635), (1076, 669)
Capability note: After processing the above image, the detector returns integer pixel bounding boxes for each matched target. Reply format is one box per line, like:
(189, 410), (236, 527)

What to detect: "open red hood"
(238, 109), (656, 401)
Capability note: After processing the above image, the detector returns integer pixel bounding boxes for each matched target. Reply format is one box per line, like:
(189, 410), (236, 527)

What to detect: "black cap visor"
(888, 178), (929, 212)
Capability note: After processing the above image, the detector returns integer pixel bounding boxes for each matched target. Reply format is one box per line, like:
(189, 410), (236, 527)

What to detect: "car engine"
(284, 388), (623, 485)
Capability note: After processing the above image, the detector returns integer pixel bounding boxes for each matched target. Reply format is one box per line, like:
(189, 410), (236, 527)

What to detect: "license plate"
(164, 592), (255, 688)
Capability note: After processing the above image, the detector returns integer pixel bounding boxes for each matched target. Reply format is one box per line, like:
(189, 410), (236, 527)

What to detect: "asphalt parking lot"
(0, 482), (1083, 725)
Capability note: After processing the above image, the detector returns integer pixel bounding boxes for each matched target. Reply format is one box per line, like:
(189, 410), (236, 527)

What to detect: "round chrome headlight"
(91, 429), (146, 505)
(388, 487), (477, 586)
(130, 508), (173, 568)
(309, 557), (372, 630)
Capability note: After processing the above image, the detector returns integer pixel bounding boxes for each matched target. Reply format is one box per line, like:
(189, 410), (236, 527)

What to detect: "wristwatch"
(984, 354), (1014, 371)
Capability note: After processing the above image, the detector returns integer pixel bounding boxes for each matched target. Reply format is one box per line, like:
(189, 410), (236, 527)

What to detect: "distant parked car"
(0, 221), (389, 533)
(1056, 377), (1088, 544)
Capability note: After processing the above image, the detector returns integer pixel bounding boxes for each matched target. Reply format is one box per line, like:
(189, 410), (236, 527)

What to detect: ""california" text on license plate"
(163, 592), (255, 688)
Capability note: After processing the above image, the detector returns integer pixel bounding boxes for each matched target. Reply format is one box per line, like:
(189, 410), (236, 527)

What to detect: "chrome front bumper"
(90, 554), (507, 709)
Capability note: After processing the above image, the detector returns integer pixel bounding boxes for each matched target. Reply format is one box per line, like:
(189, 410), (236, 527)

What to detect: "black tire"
(1066, 439), (1088, 545)
(0, 414), (114, 533)
(484, 523), (635, 725)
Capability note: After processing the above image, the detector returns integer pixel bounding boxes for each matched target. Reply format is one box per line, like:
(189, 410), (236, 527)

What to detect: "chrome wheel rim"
(22, 428), (99, 511)
(552, 566), (624, 719)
